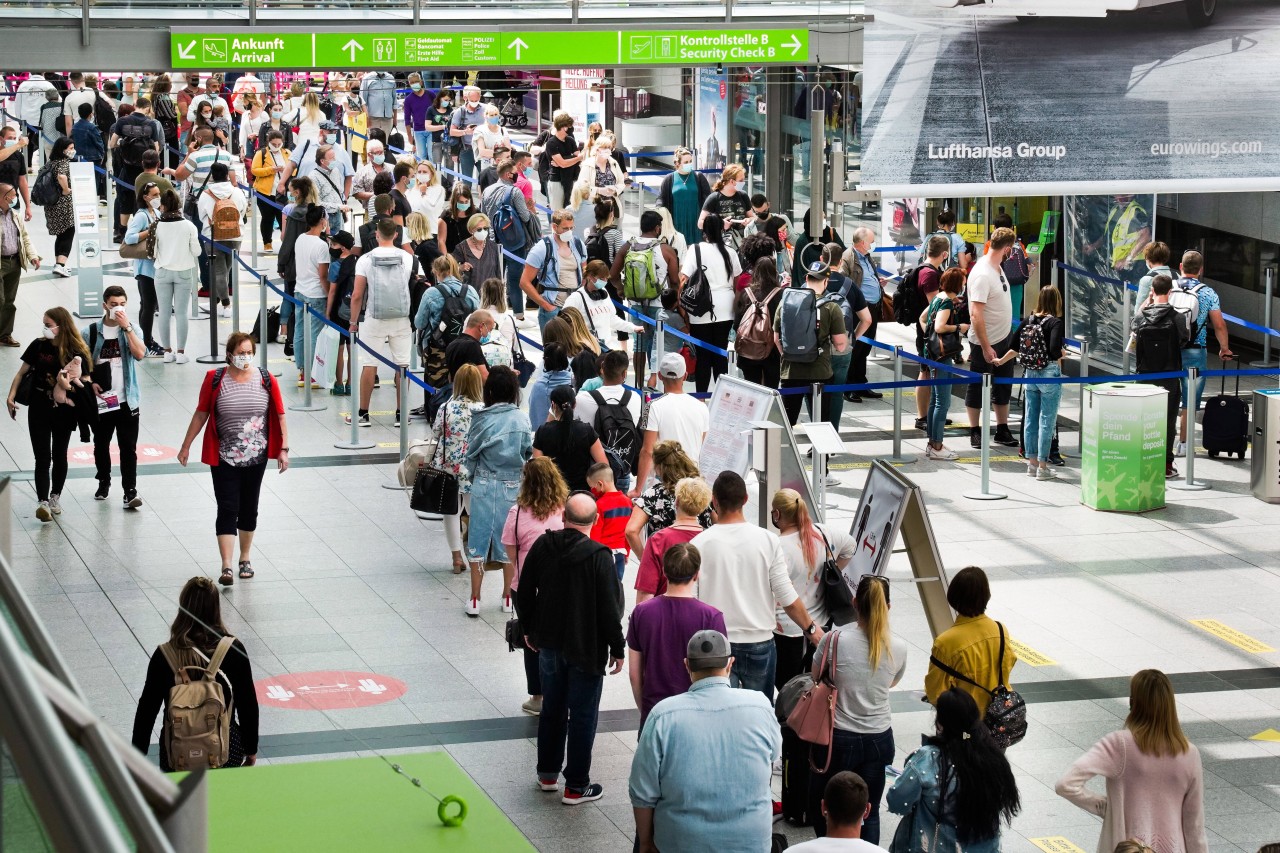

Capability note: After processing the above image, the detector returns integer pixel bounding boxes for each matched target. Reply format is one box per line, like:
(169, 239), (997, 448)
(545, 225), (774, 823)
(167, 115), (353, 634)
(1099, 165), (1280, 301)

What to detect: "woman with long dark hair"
(886, 687), (1021, 851)
(44, 136), (76, 276)
(732, 246), (785, 389)
(532, 384), (607, 492)
(680, 214), (741, 393)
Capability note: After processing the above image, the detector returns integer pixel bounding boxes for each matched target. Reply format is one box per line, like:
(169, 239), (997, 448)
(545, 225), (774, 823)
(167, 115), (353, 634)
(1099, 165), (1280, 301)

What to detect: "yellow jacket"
(250, 147), (289, 196)
(0, 209), (39, 270)
(924, 614), (1016, 709)
(345, 111), (367, 156)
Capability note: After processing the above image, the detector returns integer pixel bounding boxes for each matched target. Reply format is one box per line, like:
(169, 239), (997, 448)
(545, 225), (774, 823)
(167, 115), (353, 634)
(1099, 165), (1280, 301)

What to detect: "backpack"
(929, 622), (1027, 750)
(430, 280), (471, 349)
(30, 161), (59, 207)
(929, 230), (956, 269)
(491, 185), (527, 252)
(736, 285), (783, 361)
(366, 252), (415, 321)
(154, 95), (179, 145)
(1167, 278), (1206, 347)
(1015, 315), (1051, 370)
(590, 389), (640, 480)
(586, 225), (616, 264)
(679, 245), (714, 319)
(117, 120), (152, 168)
(93, 91), (116, 138)
(1133, 305), (1187, 374)
(159, 636), (236, 770)
(622, 242), (660, 301)
(778, 286), (820, 363)
(894, 263), (932, 326)
(205, 191), (242, 242)
(1000, 242), (1030, 287)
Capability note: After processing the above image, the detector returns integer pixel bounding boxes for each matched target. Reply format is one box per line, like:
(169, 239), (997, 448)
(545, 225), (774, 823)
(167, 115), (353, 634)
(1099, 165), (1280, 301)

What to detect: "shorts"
(1179, 345), (1207, 410)
(361, 316), (411, 367)
(632, 302), (661, 362)
(963, 332), (1015, 409)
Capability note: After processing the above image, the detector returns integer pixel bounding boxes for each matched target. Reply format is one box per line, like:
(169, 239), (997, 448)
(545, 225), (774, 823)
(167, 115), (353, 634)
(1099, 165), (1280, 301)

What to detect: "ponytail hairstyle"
(712, 163), (745, 192)
(932, 688), (1021, 843)
(549, 384), (577, 429)
(700, 214), (733, 279)
(771, 489), (820, 576)
(855, 575), (892, 672)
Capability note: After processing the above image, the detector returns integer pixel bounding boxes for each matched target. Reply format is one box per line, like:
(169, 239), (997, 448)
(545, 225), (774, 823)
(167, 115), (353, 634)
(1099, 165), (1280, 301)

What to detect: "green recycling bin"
(1080, 383), (1167, 513)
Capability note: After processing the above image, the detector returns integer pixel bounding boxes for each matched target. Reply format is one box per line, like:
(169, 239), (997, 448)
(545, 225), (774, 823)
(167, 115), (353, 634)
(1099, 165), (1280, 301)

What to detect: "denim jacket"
(525, 235), (587, 304)
(465, 403), (532, 478)
(415, 276), (479, 333)
(527, 368), (574, 431)
(125, 208), (159, 279)
(886, 740), (1001, 853)
(82, 319), (142, 411)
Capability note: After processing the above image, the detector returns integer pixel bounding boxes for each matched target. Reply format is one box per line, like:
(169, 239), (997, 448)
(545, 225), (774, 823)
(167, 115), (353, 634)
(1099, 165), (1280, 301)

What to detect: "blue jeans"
(808, 728), (895, 844)
(505, 251), (527, 316)
(1180, 345), (1207, 411)
(293, 294), (328, 374)
(458, 146), (476, 183)
(612, 552), (626, 583)
(825, 350), (854, 432)
(413, 130), (432, 162)
(537, 305), (560, 332)
(729, 639), (776, 702)
(537, 648), (604, 791)
(327, 210), (345, 235)
(928, 357), (956, 445)
(1023, 364), (1063, 461)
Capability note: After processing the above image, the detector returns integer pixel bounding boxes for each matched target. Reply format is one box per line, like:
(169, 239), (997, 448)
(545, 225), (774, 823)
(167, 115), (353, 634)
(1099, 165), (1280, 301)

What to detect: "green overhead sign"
(170, 28), (809, 69)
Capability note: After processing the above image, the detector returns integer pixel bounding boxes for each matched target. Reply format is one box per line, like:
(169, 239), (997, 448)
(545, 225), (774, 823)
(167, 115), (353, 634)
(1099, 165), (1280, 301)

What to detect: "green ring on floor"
(437, 795), (467, 826)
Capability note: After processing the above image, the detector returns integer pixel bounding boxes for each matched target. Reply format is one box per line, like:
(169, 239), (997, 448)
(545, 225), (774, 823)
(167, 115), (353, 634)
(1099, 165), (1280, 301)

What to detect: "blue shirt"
(628, 676), (781, 853)
(125, 209), (158, 279)
(853, 248), (880, 306)
(72, 119), (105, 161)
(525, 235), (588, 305)
(1175, 277), (1221, 347)
(527, 368), (574, 431)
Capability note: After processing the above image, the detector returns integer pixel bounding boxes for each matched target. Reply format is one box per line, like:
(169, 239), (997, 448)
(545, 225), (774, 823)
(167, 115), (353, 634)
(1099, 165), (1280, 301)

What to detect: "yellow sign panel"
(1031, 838), (1088, 853)
(1009, 640), (1057, 667)
(1189, 619), (1275, 653)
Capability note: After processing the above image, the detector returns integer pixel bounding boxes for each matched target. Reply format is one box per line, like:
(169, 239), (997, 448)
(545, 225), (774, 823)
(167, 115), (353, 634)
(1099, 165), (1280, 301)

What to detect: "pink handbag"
(785, 631), (840, 773)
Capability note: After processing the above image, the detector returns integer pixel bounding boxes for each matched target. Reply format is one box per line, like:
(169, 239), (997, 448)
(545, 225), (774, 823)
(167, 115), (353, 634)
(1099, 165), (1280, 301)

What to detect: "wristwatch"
(804, 622), (818, 636)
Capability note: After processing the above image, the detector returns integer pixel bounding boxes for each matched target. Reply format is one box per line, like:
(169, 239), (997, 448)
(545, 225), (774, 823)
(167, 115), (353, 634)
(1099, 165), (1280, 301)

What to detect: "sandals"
(219, 567), (234, 586)
(238, 561), (255, 579)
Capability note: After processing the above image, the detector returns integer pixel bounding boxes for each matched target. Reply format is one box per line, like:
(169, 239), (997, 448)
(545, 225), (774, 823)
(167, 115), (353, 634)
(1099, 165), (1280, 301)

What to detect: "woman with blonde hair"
(1057, 669), (1207, 853)
(289, 91), (324, 147)
(479, 277), (515, 366)
(558, 306), (600, 357)
(451, 213), (501, 288)
(806, 573), (906, 844)
(432, 363), (486, 574)
(654, 205), (688, 256)
(624, 440), (712, 555)
(633, 476), (712, 604)
(698, 163), (750, 249)
(405, 212), (442, 278)
(770, 488), (856, 689)
(501, 456), (569, 716)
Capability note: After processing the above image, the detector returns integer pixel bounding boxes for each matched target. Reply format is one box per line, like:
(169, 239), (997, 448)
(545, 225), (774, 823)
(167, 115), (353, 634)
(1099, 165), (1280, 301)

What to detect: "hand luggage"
(1201, 364), (1248, 459)
(250, 306), (281, 345)
(779, 725), (812, 827)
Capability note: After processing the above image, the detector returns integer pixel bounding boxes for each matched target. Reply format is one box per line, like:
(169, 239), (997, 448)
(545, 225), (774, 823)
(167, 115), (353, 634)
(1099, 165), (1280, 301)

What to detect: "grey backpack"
(778, 287), (820, 363)
(366, 253), (414, 321)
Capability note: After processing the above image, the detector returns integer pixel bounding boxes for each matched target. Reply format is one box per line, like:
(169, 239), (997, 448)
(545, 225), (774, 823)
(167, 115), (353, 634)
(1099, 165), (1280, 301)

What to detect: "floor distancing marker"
(1250, 728), (1280, 742)
(1031, 838), (1088, 853)
(1009, 640), (1057, 667)
(1189, 619), (1275, 653)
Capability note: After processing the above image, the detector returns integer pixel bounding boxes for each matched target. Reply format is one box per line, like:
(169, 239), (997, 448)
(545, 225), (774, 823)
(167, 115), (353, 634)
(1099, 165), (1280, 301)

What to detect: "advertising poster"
(862, 0), (1280, 196)
(1064, 195), (1156, 367)
(844, 464), (910, 584)
(881, 197), (926, 277)
(1080, 384), (1168, 513)
(694, 67), (729, 171)
(560, 69), (605, 139)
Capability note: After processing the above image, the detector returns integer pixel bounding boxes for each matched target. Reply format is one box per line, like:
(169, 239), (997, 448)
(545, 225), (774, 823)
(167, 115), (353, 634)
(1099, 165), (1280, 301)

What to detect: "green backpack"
(622, 242), (660, 302)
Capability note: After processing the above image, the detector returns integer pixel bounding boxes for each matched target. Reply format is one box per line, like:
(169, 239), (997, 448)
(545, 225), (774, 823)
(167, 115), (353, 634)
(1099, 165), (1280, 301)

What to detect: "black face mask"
(329, 248), (343, 261)
(756, 209), (770, 219)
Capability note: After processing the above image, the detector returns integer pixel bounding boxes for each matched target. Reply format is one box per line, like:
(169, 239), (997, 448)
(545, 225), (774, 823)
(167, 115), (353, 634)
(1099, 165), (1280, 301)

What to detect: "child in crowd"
(209, 103), (233, 149)
(587, 462), (632, 583)
(654, 289), (691, 389)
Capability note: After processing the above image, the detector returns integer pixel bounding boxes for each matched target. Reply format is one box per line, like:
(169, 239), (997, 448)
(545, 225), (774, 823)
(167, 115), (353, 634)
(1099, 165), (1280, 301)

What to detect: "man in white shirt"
(185, 74), (228, 123)
(576, 349), (644, 492)
(16, 73), (55, 168)
(348, 218), (414, 427)
(964, 227), (1019, 449)
(61, 72), (96, 137)
(691, 471), (823, 700)
(789, 772), (889, 852)
(630, 352), (708, 498)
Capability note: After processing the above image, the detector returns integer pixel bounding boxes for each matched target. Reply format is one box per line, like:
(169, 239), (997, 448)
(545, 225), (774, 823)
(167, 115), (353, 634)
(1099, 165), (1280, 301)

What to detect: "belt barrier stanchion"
(382, 367), (414, 491)
(250, 200), (260, 269)
(1076, 335), (1090, 454)
(1171, 366), (1210, 492)
(257, 272), (281, 377)
(230, 254), (241, 333)
(289, 306), (326, 412)
(1252, 267), (1278, 368)
(653, 318), (666, 377)
(880, 346), (916, 465)
(810, 381), (822, 428)
(335, 333), (375, 450)
(194, 269), (222, 364)
(1121, 286), (1132, 374)
(105, 168), (115, 246)
(964, 374), (1007, 501)
(189, 269), (202, 320)
(728, 347), (738, 379)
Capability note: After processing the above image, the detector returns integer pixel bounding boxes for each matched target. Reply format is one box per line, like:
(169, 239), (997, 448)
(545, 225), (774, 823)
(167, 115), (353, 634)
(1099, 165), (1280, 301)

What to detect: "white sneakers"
(35, 501), (52, 522)
(1174, 440), (1187, 458)
(465, 597), (480, 617)
(163, 351), (175, 363)
(174, 353), (190, 364)
(1036, 467), (1059, 481)
(48, 494), (62, 515)
(823, 474), (840, 487)
(502, 595), (513, 614)
(51, 264), (73, 278)
(925, 444), (958, 460)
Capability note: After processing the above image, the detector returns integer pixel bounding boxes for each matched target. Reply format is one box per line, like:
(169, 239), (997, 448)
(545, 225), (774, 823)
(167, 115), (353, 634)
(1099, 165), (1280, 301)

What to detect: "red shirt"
(634, 524), (701, 596)
(196, 368), (286, 467)
(590, 489), (632, 553)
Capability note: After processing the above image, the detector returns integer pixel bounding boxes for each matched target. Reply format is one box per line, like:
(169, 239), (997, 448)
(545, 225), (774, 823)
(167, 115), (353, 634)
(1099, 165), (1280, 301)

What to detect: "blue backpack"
(491, 186), (527, 253)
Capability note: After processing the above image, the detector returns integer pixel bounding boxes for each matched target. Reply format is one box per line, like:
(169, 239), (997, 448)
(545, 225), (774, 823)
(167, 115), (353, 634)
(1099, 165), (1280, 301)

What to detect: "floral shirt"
(215, 379), (269, 466)
(432, 397), (483, 494)
(634, 482), (713, 537)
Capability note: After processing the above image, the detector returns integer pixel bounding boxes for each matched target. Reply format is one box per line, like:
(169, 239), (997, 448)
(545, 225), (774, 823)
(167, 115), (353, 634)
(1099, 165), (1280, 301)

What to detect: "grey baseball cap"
(659, 352), (687, 380)
(686, 630), (731, 670)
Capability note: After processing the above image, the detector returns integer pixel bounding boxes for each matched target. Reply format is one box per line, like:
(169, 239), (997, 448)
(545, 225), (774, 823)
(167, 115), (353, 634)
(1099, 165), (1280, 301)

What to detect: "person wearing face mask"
(533, 384), (608, 493)
(560, 259), (643, 352)
(351, 140), (391, 211)
(480, 158), (537, 321)
(512, 150), (537, 207)
(257, 100), (295, 153)
(0, 182), (40, 349)
(150, 189), (200, 363)
(520, 209), (588, 332)
(0, 128), (32, 229)
(177, 331), (290, 586)
(310, 145), (351, 235)
(657, 147), (711, 252)
(43, 137), (77, 278)
(230, 72), (265, 116)
(277, 176), (319, 351)
(123, 180), (165, 358)
(476, 143), (511, 196)
(295, 121), (354, 185)
(448, 85), (487, 180)
(250, 130), (290, 253)
(237, 95), (267, 164)
(426, 90), (455, 168)
(196, 162), (248, 318)
(389, 160), (416, 226)
(403, 73), (434, 162)
(408, 160), (446, 229)
(185, 73), (227, 126)
(344, 94), (368, 165)
(451, 213), (502, 288)
(840, 227), (889, 405)
(697, 164), (750, 251)
(544, 112), (582, 213)
(743, 193), (792, 241)
(472, 104), (509, 174)
(81, 285), (147, 509)
(437, 185), (476, 256)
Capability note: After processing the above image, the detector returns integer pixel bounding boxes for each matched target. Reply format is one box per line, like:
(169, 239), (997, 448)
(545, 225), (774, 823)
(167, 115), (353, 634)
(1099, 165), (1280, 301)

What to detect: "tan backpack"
(159, 636), (235, 770)
(205, 190), (242, 242)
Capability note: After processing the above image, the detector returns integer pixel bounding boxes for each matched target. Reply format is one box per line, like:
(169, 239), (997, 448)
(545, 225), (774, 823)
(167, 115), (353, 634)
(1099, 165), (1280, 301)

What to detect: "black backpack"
(153, 96), (179, 146)
(585, 225), (616, 264)
(589, 389), (639, 481)
(1015, 315), (1051, 370)
(429, 281), (471, 350)
(30, 162), (59, 207)
(117, 120), (152, 168)
(1133, 305), (1187, 374)
(679, 245), (714, 319)
(93, 91), (116, 138)
(894, 263), (931, 326)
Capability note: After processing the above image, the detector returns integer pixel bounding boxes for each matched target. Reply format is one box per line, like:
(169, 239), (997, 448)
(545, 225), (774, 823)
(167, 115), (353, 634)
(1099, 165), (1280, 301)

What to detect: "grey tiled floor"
(4, 203), (1280, 852)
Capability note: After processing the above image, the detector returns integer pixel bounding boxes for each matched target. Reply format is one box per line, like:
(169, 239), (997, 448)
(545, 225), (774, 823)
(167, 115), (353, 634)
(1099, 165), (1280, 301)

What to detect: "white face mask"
(230, 353), (254, 370)
(557, 229), (573, 243)
(148, 197), (162, 211)
(42, 326), (57, 340)
(473, 228), (489, 242)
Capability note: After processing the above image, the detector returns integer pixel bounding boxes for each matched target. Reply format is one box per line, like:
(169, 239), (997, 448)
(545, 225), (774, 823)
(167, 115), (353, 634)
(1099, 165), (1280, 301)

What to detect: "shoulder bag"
(928, 621), (1027, 749)
(118, 218), (157, 261)
(504, 511), (522, 651)
(184, 148), (219, 222)
(511, 330), (536, 388)
(817, 527), (854, 611)
(785, 630), (840, 773)
(925, 299), (963, 362)
(410, 405), (460, 515)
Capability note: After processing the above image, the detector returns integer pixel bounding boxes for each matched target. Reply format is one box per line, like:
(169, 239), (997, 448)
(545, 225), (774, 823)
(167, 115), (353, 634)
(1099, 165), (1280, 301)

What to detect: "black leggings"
(211, 461), (269, 536)
(29, 403), (73, 502)
(738, 351), (780, 389)
(53, 227), (74, 259)
(137, 274), (158, 347)
(257, 196), (280, 247)
(691, 320), (732, 393)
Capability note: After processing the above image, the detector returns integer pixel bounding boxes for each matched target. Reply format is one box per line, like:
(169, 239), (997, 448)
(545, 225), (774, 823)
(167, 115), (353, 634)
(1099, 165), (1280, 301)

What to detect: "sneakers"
(163, 351), (175, 363)
(393, 410), (401, 428)
(562, 783), (604, 805)
(536, 775), (557, 791)
(914, 417), (927, 431)
(969, 427), (982, 449)
(345, 411), (372, 427)
(925, 444), (958, 461)
(1166, 464), (1179, 479)
(263, 243), (274, 253)
(51, 263), (72, 278)
(824, 474), (840, 487)
(48, 493), (62, 515)
(219, 305), (231, 319)
(1174, 440), (1187, 458)
(1027, 462), (1039, 478)
(94, 483), (109, 501)
(145, 342), (166, 358)
(174, 353), (190, 365)
(409, 405), (426, 418)
(35, 501), (52, 522)
(501, 594), (513, 614)
(522, 696), (543, 716)
(283, 341), (294, 357)
(297, 373), (320, 389)
(1047, 450), (1066, 466)
(464, 597), (480, 617)
(993, 426), (1020, 447)
(123, 490), (143, 509)
(1035, 466), (1058, 481)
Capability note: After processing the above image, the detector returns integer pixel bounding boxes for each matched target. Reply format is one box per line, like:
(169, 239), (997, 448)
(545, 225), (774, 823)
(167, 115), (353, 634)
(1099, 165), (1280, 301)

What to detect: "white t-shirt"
(294, 233), (332, 300)
(100, 325), (125, 404)
(965, 253), (1012, 346)
(355, 246), (413, 292)
(576, 384), (643, 429)
(789, 838), (890, 853)
(692, 522), (798, 644)
(646, 392), (708, 463)
(775, 523), (857, 638)
(680, 241), (741, 324)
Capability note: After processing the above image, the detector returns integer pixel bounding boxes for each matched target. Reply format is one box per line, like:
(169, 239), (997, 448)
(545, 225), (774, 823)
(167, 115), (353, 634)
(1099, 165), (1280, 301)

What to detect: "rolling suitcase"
(1201, 367), (1249, 459)
(779, 725), (812, 826)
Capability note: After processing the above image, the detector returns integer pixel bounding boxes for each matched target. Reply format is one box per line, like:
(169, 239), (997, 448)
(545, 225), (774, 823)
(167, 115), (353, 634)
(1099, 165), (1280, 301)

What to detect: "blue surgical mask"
(2, 139), (17, 148)
(270, 110), (283, 119)
(325, 133), (338, 144)
(371, 154), (385, 165)
(406, 178), (416, 190)
(456, 200), (470, 212)
(677, 163), (693, 175)
(487, 116), (500, 126)
(523, 167), (537, 181)
(479, 333), (495, 345)
(591, 278), (606, 291)
(410, 83), (422, 92)
(8, 197), (17, 209)
(441, 100), (451, 108)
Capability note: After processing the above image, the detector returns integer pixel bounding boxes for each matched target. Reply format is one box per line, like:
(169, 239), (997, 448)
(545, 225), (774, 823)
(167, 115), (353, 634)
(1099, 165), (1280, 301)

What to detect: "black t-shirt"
(546, 134), (578, 182)
(444, 334), (485, 380)
(20, 339), (62, 405)
(477, 165), (499, 196)
(533, 419), (599, 491)
(0, 156), (21, 205)
(390, 189), (412, 222)
(701, 191), (750, 234)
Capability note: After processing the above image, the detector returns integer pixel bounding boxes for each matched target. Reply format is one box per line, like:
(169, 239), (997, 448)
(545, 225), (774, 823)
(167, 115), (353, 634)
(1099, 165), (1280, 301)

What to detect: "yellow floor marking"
(1009, 640), (1057, 667)
(1190, 620), (1275, 653)
(1031, 838), (1088, 853)
(1250, 728), (1280, 742)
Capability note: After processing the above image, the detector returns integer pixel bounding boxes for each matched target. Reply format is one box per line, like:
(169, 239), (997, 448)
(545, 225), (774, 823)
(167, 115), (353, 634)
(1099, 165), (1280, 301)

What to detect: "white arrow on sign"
(177, 40), (196, 61)
(507, 37), (529, 60)
(785, 34), (803, 56)
(342, 39), (365, 62)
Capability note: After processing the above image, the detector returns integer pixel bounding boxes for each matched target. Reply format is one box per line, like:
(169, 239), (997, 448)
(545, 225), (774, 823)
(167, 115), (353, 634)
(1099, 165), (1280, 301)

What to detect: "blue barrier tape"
(1201, 367), (1280, 378)
(611, 299), (731, 357)
(872, 245), (922, 254)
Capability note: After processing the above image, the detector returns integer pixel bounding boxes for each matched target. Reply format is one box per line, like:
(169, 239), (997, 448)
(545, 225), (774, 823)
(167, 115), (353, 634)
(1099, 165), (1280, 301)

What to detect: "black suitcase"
(1201, 368), (1249, 459)
(779, 725), (812, 826)
(250, 306), (280, 345)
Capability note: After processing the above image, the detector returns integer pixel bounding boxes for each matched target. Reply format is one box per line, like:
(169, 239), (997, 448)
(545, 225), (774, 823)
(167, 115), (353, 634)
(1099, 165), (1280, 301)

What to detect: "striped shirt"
(183, 145), (224, 187)
(215, 376), (269, 466)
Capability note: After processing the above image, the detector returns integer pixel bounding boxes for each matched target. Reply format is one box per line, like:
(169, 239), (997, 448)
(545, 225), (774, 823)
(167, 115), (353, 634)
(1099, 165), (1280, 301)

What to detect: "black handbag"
(925, 299), (963, 361)
(512, 334), (536, 388)
(14, 369), (35, 407)
(409, 405), (459, 515)
(818, 528), (853, 611)
(504, 509), (522, 650)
